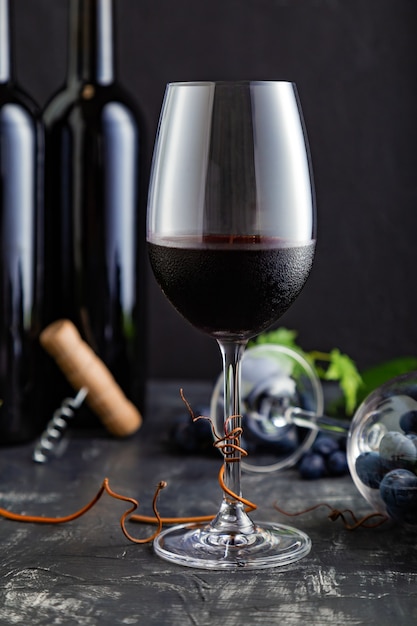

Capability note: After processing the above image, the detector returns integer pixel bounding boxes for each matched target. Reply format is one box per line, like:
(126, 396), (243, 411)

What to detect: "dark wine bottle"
(42, 0), (147, 425)
(0, 0), (44, 443)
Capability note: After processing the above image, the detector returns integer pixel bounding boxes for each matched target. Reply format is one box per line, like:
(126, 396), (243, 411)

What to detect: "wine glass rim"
(166, 80), (296, 88)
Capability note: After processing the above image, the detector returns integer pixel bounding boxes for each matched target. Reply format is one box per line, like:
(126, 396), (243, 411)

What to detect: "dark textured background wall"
(11, 0), (417, 382)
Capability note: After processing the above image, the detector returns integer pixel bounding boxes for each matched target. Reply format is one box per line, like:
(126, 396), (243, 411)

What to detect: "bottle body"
(43, 82), (146, 422)
(42, 0), (147, 424)
(0, 0), (44, 444)
(0, 85), (44, 443)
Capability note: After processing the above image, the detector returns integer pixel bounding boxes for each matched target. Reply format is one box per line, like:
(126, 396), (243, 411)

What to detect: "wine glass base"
(153, 521), (311, 570)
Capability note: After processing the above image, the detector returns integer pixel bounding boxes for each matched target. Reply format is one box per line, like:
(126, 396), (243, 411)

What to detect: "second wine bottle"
(42, 0), (147, 424)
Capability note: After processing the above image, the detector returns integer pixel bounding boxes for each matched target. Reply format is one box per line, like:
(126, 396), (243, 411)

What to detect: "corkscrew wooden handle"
(40, 319), (142, 437)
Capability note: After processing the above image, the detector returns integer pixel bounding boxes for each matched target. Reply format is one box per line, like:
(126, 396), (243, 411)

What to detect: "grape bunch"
(169, 404), (350, 482)
(297, 433), (349, 480)
(354, 410), (417, 525)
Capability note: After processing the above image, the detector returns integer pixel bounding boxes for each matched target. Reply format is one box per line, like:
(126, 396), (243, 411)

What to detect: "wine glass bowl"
(148, 81), (315, 342)
(347, 371), (417, 527)
(147, 81), (316, 568)
(210, 344), (324, 473)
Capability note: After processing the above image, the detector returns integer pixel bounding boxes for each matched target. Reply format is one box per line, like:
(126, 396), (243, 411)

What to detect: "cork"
(40, 319), (142, 437)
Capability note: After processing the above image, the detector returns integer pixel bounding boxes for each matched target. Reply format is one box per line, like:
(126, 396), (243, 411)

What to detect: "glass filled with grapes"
(147, 81), (316, 569)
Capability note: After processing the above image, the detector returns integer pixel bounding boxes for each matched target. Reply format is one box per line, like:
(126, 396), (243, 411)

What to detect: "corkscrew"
(39, 319), (142, 437)
(33, 387), (88, 463)
(33, 319), (143, 463)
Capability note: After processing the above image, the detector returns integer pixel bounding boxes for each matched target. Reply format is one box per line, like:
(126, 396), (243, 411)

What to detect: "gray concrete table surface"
(0, 380), (416, 626)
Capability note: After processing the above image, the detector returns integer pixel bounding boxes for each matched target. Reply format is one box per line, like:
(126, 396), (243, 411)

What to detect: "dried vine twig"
(0, 478), (167, 544)
(274, 501), (389, 530)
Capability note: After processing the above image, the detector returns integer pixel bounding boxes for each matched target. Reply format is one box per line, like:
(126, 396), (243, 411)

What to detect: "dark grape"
(379, 469), (417, 515)
(171, 402), (350, 479)
(379, 431), (417, 470)
(327, 450), (349, 476)
(192, 410), (213, 442)
(312, 435), (340, 457)
(298, 453), (327, 479)
(169, 407), (216, 456)
(355, 452), (386, 489)
(297, 432), (349, 479)
(399, 410), (417, 434)
(170, 418), (200, 454)
(337, 435), (347, 452)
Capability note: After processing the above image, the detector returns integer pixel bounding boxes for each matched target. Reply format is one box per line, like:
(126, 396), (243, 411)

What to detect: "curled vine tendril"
(273, 501), (389, 530)
(179, 388), (248, 462)
(0, 478), (167, 544)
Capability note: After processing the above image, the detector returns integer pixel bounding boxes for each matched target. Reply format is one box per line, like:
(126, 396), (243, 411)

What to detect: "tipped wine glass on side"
(147, 81), (316, 569)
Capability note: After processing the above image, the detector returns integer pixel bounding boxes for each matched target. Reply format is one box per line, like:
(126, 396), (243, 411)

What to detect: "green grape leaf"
(251, 328), (364, 416)
(250, 328), (417, 418)
(322, 349), (363, 415)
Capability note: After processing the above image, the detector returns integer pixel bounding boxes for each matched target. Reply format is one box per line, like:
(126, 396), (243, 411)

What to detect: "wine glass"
(210, 343), (325, 473)
(147, 81), (316, 569)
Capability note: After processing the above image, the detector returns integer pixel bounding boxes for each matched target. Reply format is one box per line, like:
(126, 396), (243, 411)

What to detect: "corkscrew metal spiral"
(32, 387), (88, 464)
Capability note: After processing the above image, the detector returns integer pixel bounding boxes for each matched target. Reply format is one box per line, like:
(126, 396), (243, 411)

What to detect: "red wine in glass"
(148, 236), (315, 339)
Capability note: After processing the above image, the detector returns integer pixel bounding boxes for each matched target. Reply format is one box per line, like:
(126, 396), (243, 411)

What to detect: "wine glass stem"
(218, 339), (247, 503)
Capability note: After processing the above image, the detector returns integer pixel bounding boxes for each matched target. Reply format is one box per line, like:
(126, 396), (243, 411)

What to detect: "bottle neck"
(0, 0), (11, 84)
(67, 0), (115, 86)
